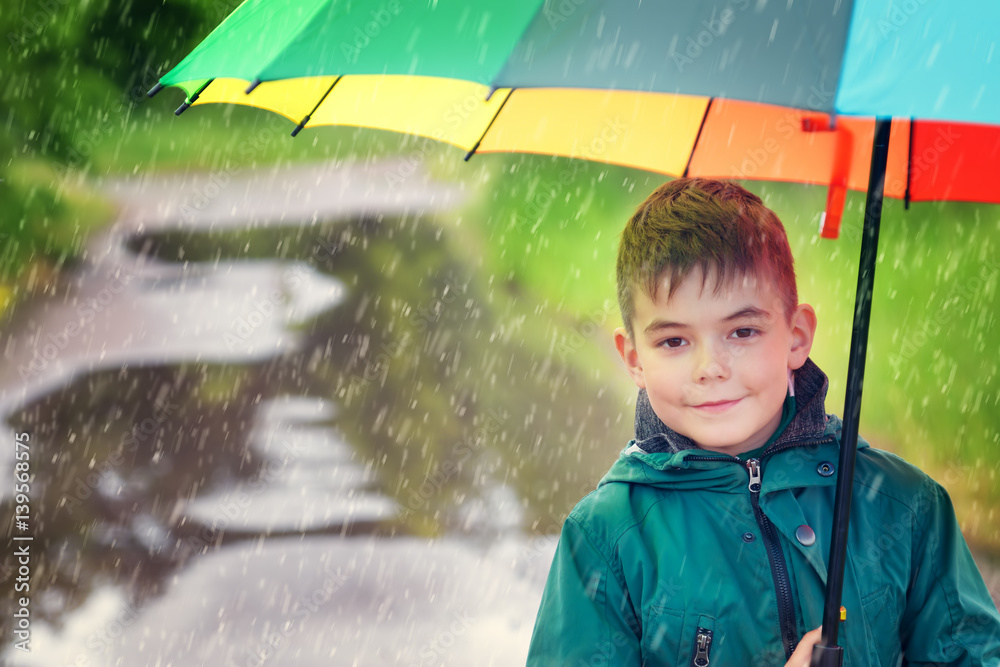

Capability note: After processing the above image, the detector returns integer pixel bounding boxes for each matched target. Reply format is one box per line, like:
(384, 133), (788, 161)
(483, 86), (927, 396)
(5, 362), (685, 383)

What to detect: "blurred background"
(1, 1), (998, 664)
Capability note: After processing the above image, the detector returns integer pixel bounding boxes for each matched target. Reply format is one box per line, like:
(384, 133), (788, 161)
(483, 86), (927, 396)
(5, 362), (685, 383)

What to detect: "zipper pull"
(691, 627), (713, 667)
(746, 458), (762, 493)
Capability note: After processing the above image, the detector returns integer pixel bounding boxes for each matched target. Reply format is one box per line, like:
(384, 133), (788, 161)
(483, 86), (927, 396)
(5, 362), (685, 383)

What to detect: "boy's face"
(614, 266), (816, 456)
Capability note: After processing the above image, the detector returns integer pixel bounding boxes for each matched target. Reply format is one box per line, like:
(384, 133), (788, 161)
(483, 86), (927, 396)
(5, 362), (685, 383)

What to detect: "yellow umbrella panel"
(186, 75), (510, 152)
(179, 74), (894, 213)
(178, 76), (710, 174)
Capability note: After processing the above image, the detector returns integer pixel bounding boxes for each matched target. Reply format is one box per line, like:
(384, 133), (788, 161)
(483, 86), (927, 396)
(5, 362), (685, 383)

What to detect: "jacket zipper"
(690, 627), (713, 666)
(682, 438), (835, 660)
(746, 457), (798, 660)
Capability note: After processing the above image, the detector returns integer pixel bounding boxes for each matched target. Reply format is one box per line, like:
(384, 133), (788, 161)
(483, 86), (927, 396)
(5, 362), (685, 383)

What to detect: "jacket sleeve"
(526, 514), (642, 666)
(900, 479), (1000, 666)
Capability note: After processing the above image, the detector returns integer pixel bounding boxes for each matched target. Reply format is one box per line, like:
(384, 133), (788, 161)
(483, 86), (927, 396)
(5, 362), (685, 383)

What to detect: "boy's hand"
(783, 627), (822, 667)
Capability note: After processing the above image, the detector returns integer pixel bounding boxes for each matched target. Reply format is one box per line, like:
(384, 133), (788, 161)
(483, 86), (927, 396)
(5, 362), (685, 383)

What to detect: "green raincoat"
(527, 360), (1000, 665)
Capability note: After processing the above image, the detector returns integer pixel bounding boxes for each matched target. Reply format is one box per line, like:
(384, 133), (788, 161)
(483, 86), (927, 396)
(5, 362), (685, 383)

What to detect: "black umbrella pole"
(811, 117), (893, 667)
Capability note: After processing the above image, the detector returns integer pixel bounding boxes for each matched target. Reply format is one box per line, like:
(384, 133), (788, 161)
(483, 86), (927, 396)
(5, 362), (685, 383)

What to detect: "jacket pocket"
(642, 606), (685, 664)
(860, 585), (903, 666)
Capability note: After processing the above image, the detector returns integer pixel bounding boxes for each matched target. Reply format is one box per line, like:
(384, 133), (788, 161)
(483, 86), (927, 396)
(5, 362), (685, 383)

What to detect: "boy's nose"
(694, 343), (731, 382)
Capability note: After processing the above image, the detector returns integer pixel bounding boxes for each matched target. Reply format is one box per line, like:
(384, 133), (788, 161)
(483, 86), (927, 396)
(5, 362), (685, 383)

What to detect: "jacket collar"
(633, 358), (830, 455)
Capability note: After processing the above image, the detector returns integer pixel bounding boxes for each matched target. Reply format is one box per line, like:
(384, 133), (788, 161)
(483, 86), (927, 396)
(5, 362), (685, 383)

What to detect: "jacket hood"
(600, 358), (861, 489)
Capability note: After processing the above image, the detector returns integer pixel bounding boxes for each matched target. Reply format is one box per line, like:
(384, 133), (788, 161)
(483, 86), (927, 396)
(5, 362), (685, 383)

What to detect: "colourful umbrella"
(148, 1), (1000, 662)
(148, 0), (1000, 235)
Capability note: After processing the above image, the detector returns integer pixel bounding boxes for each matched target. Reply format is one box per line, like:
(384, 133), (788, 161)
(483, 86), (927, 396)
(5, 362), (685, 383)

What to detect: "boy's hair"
(616, 178), (798, 338)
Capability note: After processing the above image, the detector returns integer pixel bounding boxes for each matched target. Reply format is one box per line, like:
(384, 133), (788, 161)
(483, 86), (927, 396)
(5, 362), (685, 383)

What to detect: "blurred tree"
(2, 0), (224, 159)
(0, 0), (231, 286)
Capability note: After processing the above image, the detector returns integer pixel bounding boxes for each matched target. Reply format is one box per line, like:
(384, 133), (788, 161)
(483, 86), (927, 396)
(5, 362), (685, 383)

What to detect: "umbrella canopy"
(151, 0), (1000, 237)
(155, 0), (997, 123)
(148, 0), (1000, 662)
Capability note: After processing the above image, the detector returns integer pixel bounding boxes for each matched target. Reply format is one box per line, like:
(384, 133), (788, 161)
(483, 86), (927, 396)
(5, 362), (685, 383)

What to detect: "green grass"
(0, 159), (116, 316)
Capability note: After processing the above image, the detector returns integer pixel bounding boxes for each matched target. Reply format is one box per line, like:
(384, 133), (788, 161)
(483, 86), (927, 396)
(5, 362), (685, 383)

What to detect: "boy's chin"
(682, 428), (767, 455)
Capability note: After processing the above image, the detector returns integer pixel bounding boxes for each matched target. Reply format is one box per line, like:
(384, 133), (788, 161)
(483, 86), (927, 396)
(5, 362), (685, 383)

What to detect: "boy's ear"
(788, 303), (818, 370)
(614, 327), (647, 389)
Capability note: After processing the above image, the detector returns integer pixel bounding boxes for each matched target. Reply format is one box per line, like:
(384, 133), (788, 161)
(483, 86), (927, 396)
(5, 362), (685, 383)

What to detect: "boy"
(527, 178), (1000, 665)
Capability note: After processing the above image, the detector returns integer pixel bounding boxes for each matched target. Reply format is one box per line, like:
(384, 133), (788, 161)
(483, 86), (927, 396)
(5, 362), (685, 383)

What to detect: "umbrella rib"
(175, 79), (215, 116)
(291, 76), (342, 137)
(463, 88), (515, 162)
(683, 98), (714, 177)
(904, 118), (914, 210)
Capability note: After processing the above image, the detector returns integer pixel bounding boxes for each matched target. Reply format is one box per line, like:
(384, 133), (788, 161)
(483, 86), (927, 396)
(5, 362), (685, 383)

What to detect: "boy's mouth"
(691, 398), (742, 413)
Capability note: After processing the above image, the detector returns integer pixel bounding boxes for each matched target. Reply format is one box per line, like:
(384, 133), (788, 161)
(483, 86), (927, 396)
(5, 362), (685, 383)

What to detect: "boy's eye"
(731, 328), (758, 339)
(661, 337), (686, 348)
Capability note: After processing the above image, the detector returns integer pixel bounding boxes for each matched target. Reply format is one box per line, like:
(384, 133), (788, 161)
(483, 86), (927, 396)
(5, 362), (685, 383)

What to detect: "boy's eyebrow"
(643, 306), (772, 335)
(723, 306), (773, 322)
(643, 319), (687, 334)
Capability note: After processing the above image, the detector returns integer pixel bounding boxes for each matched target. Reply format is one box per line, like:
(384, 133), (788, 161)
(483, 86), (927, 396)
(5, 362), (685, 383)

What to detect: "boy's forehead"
(652, 265), (773, 302)
(630, 267), (785, 330)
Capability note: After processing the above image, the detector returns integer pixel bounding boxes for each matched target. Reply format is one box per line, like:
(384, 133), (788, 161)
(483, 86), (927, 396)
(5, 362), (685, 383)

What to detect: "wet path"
(0, 160), (464, 415)
(1, 160), (569, 666)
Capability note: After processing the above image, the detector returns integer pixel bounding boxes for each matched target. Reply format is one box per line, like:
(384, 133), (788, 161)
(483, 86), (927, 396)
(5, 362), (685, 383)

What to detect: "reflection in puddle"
(183, 395), (397, 538)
